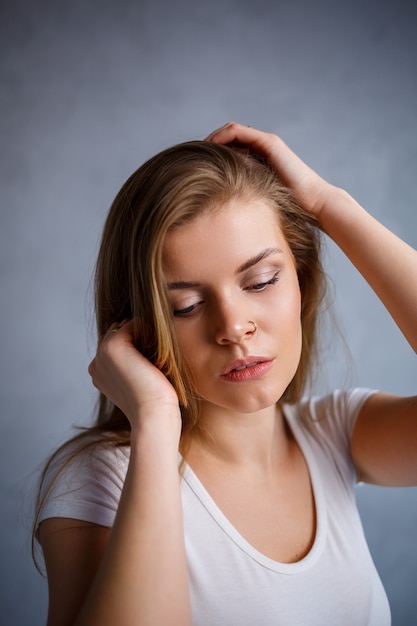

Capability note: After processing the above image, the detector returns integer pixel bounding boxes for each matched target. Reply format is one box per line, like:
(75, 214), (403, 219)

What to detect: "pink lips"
(220, 357), (274, 382)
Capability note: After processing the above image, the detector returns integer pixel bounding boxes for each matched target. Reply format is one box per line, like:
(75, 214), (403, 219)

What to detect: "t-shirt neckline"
(180, 404), (328, 574)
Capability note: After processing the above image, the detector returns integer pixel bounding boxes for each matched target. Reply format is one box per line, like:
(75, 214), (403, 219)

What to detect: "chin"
(210, 384), (289, 415)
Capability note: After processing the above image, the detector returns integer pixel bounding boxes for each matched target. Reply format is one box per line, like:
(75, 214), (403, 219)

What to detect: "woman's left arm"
(314, 188), (417, 487)
(207, 122), (417, 486)
(316, 188), (417, 352)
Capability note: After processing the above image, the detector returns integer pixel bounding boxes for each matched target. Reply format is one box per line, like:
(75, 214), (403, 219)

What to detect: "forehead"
(162, 198), (290, 275)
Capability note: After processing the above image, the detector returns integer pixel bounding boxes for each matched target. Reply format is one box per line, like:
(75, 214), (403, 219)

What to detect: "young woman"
(35, 122), (417, 626)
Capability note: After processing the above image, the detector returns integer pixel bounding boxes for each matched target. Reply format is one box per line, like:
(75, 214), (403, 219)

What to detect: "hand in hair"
(88, 319), (181, 437)
(206, 122), (333, 221)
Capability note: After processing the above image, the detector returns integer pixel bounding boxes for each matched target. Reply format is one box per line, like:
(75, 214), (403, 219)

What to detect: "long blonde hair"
(93, 140), (325, 438)
(33, 140), (326, 567)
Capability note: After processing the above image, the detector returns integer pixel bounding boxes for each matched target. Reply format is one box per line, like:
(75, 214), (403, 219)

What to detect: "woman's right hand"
(88, 320), (181, 434)
(42, 319), (189, 626)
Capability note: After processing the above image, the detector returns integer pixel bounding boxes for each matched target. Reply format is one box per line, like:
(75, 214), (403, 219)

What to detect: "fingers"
(87, 316), (181, 425)
(205, 122), (329, 218)
(107, 318), (132, 333)
(87, 318), (138, 403)
(205, 121), (286, 169)
(101, 319), (134, 344)
(88, 320), (133, 379)
(205, 121), (266, 147)
(204, 121), (236, 142)
(205, 121), (252, 141)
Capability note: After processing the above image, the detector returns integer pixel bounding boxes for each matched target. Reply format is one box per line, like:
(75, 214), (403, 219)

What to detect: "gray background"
(1, 0), (416, 624)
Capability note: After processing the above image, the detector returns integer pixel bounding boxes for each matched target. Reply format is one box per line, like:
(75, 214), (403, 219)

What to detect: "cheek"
(174, 325), (204, 370)
(270, 277), (301, 326)
(276, 284), (303, 360)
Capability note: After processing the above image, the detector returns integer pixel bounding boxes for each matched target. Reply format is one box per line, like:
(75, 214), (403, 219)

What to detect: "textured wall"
(1, 0), (416, 624)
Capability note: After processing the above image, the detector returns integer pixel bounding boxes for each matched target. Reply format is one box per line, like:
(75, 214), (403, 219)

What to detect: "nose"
(213, 302), (257, 346)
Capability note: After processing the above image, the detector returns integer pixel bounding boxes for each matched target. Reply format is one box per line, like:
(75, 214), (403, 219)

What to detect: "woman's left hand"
(206, 122), (334, 221)
(207, 123), (417, 488)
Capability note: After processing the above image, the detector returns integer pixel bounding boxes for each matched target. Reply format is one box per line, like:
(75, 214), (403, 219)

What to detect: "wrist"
(315, 186), (363, 231)
(130, 405), (182, 452)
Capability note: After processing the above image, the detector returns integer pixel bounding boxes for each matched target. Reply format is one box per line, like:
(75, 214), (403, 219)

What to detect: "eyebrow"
(167, 247), (283, 291)
(167, 280), (201, 290)
(236, 247), (283, 274)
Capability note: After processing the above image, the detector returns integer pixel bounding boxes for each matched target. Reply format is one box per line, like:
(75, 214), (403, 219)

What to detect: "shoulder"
(37, 433), (130, 532)
(282, 388), (377, 487)
(44, 433), (130, 489)
(284, 387), (378, 452)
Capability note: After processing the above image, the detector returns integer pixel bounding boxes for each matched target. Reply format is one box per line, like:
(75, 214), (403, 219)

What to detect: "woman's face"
(162, 197), (302, 416)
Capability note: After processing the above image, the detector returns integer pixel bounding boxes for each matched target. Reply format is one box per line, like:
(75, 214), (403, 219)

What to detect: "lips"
(220, 357), (274, 382)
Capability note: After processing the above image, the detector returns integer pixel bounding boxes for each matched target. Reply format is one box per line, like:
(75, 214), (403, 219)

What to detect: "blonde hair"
(33, 140), (326, 567)
(93, 141), (325, 438)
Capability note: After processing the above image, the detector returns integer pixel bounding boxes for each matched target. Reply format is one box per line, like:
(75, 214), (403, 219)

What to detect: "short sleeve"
(284, 388), (378, 485)
(36, 438), (129, 535)
(305, 388), (378, 450)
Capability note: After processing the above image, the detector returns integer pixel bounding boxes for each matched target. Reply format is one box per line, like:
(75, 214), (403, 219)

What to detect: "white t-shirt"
(38, 388), (391, 625)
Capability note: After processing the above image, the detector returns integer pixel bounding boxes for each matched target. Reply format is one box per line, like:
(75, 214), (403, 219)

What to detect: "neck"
(186, 402), (293, 472)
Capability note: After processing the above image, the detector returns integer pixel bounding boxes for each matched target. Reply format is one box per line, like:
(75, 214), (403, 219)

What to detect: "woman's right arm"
(39, 321), (192, 626)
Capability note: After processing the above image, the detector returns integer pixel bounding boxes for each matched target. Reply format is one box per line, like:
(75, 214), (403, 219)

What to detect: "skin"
(39, 122), (417, 626)
(163, 197), (302, 418)
(163, 198), (315, 562)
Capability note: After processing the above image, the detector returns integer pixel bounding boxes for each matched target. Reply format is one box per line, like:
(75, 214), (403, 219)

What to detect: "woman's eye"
(173, 303), (200, 317)
(248, 272), (280, 292)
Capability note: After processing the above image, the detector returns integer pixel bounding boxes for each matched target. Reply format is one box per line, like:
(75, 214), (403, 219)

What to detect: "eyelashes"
(247, 273), (280, 292)
(173, 303), (200, 317)
(172, 271), (281, 318)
